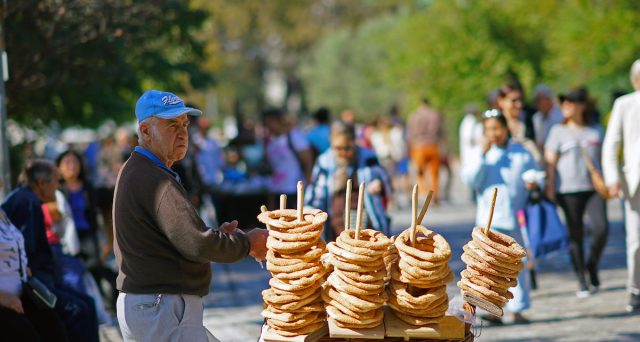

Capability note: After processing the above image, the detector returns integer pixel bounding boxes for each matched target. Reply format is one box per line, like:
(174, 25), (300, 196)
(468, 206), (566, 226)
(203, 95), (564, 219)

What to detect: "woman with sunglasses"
(544, 88), (608, 298)
(462, 110), (540, 324)
(305, 121), (392, 242)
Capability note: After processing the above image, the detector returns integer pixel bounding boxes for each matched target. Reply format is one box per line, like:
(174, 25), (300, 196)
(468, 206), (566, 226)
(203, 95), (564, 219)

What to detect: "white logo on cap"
(161, 95), (182, 106)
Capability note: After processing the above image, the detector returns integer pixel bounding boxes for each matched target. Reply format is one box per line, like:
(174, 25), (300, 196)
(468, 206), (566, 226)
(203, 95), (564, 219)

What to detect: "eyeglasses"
(332, 144), (354, 151)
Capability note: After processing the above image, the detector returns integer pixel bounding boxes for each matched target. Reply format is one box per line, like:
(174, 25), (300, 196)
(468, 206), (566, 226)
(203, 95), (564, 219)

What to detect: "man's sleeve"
(602, 100), (623, 186)
(156, 184), (250, 264)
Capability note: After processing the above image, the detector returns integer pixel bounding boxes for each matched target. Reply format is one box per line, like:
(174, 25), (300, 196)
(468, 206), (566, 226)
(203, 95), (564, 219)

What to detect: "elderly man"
(532, 84), (564, 149)
(602, 59), (640, 313)
(114, 90), (268, 341)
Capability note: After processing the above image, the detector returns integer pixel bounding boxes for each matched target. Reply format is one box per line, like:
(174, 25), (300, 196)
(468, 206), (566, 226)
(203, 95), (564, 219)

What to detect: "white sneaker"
(576, 290), (591, 299)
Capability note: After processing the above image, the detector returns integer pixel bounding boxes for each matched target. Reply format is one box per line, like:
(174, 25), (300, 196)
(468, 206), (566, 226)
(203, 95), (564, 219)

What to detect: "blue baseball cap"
(135, 90), (202, 123)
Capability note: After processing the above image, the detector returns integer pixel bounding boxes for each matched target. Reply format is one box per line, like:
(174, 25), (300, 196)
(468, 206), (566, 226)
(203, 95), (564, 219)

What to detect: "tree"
(3, 0), (212, 127)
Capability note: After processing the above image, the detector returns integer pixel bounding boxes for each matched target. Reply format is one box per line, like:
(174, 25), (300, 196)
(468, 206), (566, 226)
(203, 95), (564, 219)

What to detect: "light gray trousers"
(624, 188), (640, 295)
(117, 292), (218, 342)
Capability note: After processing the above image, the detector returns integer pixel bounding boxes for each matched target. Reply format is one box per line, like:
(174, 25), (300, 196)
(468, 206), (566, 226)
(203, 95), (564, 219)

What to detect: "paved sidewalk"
(101, 190), (640, 341)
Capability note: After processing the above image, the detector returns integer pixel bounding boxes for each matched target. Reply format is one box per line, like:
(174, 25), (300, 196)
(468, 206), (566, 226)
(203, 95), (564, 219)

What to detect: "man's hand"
(545, 185), (556, 202)
(367, 179), (383, 194)
(0, 292), (24, 314)
(525, 182), (538, 191)
(608, 182), (621, 198)
(219, 220), (239, 234)
(247, 228), (268, 260)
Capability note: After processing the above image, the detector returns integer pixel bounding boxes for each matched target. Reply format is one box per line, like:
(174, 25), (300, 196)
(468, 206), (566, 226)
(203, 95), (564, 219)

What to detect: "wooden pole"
(297, 181), (304, 222)
(280, 194), (287, 210)
(411, 184), (418, 246)
(355, 182), (365, 240)
(484, 187), (498, 235)
(344, 179), (352, 231)
(417, 190), (434, 225)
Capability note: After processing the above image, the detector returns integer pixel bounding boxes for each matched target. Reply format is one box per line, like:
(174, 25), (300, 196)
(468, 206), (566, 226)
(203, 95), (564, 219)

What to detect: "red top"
(41, 204), (61, 245)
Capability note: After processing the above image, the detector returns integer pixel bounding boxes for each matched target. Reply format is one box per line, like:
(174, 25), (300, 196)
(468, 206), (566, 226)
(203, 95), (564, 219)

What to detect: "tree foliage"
(299, 0), (640, 133)
(3, 0), (212, 127)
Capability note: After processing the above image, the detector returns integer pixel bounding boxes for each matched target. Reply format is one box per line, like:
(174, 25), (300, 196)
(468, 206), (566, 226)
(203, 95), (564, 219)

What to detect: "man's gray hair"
(534, 84), (555, 99)
(631, 59), (640, 84)
(137, 116), (156, 145)
(22, 159), (55, 185)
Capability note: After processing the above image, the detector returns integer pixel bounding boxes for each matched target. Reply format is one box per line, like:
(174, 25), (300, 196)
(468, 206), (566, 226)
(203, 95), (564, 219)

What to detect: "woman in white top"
(545, 88), (609, 298)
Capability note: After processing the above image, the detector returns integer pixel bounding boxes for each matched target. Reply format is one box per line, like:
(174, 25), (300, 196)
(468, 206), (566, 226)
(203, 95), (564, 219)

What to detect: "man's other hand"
(248, 228), (268, 260)
(219, 220), (238, 234)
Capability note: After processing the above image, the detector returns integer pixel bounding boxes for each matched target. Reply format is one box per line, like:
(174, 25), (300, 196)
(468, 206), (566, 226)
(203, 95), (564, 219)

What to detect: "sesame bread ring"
(389, 286), (448, 311)
(267, 236), (321, 254)
(336, 236), (387, 257)
(387, 294), (448, 317)
(262, 308), (320, 321)
(332, 254), (385, 268)
(333, 269), (385, 291)
(335, 268), (387, 284)
(269, 319), (325, 338)
(327, 254), (384, 273)
(266, 291), (321, 311)
(266, 302), (324, 315)
(326, 305), (383, 327)
(463, 244), (524, 273)
(327, 273), (384, 297)
(266, 258), (318, 273)
(471, 227), (526, 260)
(321, 285), (366, 314)
(408, 271), (455, 289)
(462, 275), (514, 300)
(327, 242), (385, 263)
(258, 209), (327, 229)
(391, 310), (442, 326)
(389, 281), (447, 306)
(461, 269), (516, 290)
(338, 229), (392, 250)
(269, 272), (323, 292)
(324, 285), (385, 312)
(395, 226), (452, 263)
(397, 249), (448, 270)
(391, 263), (454, 286)
(333, 319), (383, 329)
(267, 228), (322, 242)
(397, 260), (451, 280)
(461, 252), (521, 279)
(458, 282), (507, 307)
(266, 311), (322, 330)
(270, 282), (321, 297)
(463, 267), (518, 288)
(262, 287), (318, 305)
(272, 264), (324, 280)
(467, 239), (520, 264)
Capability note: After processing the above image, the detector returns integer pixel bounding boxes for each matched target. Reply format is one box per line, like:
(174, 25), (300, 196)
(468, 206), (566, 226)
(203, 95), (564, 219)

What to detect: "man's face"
(142, 115), (190, 166)
(331, 134), (356, 163)
(37, 168), (59, 203)
(535, 95), (553, 114)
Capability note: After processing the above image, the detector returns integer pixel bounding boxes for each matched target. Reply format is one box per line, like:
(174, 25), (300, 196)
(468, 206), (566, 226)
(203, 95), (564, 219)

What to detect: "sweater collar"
(134, 146), (181, 183)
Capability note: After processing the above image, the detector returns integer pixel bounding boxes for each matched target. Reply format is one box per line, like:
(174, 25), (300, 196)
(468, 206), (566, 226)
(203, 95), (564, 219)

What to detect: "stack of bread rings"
(322, 229), (392, 329)
(458, 227), (526, 315)
(258, 208), (328, 337)
(387, 226), (453, 326)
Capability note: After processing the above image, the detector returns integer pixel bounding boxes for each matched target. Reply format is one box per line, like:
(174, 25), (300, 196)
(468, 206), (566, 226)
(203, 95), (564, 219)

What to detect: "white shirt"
(0, 209), (27, 295)
(267, 128), (310, 193)
(532, 105), (564, 147)
(459, 114), (483, 165)
(602, 90), (640, 197)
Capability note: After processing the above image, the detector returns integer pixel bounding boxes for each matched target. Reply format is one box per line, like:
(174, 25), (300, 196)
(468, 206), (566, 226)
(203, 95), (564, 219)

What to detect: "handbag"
(579, 145), (610, 199)
(525, 197), (570, 259)
(17, 242), (57, 309)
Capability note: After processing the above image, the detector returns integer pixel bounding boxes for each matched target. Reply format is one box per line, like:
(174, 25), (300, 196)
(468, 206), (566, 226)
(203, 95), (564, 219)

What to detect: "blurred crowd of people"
(1, 57), (639, 338)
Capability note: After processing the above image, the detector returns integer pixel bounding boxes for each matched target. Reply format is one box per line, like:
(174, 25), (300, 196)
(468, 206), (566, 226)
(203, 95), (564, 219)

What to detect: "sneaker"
(512, 313), (530, 325)
(576, 289), (591, 299)
(480, 314), (503, 325)
(627, 293), (640, 313)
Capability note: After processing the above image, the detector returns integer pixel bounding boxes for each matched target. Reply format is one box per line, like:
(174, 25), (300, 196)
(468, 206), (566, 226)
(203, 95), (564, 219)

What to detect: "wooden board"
(327, 318), (385, 340)
(384, 308), (465, 340)
(262, 323), (329, 342)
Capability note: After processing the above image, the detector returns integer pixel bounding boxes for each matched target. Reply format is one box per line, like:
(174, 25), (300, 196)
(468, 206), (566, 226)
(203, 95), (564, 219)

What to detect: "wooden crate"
(384, 307), (465, 341)
(262, 323), (329, 342)
(327, 318), (386, 340)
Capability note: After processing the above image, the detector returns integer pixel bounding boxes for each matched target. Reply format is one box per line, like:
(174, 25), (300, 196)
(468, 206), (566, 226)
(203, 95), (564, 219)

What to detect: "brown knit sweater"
(113, 152), (250, 296)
